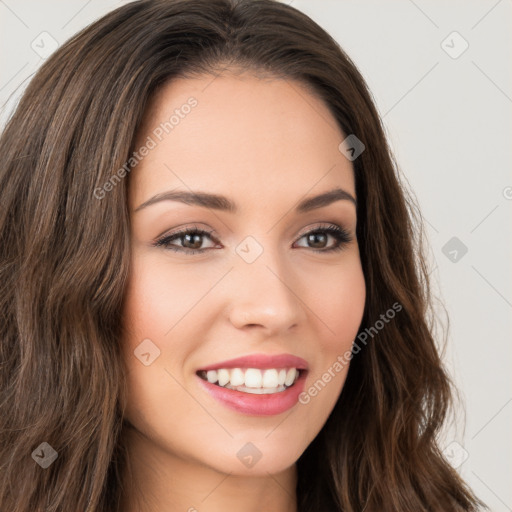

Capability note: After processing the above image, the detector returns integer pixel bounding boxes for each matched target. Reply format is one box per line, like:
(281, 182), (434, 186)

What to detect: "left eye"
(154, 224), (352, 254)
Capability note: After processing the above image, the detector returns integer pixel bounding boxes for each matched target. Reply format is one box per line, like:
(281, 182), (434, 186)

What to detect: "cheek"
(309, 257), (366, 350)
(120, 256), (175, 416)
(120, 253), (223, 420)
(299, 260), (365, 414)
(122, 252), (211, 341)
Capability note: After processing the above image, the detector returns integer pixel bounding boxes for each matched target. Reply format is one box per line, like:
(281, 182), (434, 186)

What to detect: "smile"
(197, 367), (302, 394)
(196, 353), (309, 415)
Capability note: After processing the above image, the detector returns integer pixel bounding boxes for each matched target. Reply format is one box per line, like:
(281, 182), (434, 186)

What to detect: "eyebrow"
(134, 186), (357, 214)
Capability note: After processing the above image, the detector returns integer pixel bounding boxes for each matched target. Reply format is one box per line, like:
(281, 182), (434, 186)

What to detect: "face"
(121, 71), (366, 477)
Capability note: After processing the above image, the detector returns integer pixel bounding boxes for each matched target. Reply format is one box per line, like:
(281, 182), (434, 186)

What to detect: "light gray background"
(1, 1), (510, 510)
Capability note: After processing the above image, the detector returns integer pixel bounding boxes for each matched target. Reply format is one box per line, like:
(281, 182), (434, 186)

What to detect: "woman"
(0, 0), (484, 510)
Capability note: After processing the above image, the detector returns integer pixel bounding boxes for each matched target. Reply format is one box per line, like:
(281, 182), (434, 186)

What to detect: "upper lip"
(197, 353), (309, 372)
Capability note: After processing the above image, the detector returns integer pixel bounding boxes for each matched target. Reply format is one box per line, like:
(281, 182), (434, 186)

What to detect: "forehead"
(129, 72), (355, 210)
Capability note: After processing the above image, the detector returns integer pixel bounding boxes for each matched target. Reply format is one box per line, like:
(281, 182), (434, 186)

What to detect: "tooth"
(207, 367), (299, 390)
(217, 369), (230, 387)
(262, 369), (278, 388)
(234, 385), (287, 394)
(244, 387), (265, 394)
(206, 370), (218, 383)
(230, 368), (245, 387)
(244, 368), (263, 388)
(284, 368), (297, 386)
(225, 384), (287, 394)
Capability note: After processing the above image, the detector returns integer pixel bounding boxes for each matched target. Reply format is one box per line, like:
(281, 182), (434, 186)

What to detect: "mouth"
(195, 353), (309, 416)
(196, 367), (304, 394)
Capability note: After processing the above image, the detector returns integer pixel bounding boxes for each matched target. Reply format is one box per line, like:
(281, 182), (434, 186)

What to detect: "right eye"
(153, 226), (219, 254)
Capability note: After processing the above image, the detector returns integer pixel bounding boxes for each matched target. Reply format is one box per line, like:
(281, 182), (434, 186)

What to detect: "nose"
(226, 250), (305, 335)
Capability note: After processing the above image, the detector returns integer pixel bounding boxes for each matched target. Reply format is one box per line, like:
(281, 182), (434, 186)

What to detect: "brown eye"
(154, 227), (218, 254)
(294, 225), (352, 253)
(154, 224), (352, 255)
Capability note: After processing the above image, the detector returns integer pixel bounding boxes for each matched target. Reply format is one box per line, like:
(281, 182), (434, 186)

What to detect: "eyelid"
(155, 221), (352, 240)
(154, 223), (216, 241)
(153, 224), (219, 248)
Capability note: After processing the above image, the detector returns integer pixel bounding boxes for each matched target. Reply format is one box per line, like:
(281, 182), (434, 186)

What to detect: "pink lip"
(197, 353), (309, 372)
(197, 370), (308, 416)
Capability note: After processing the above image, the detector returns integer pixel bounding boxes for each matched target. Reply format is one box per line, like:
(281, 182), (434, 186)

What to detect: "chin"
(199, 433), (307, 476)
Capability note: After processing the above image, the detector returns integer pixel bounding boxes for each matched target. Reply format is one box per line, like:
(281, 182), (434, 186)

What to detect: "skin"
(120, 71), (366, 512)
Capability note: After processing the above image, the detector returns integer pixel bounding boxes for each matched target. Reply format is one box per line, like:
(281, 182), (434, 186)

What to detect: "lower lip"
(197, 372), (307, 416)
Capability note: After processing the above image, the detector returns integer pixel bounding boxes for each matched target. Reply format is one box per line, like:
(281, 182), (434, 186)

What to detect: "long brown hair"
(0, 0), (484, 510)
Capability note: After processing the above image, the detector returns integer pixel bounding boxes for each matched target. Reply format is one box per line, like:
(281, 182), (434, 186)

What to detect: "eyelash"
(153, 223), (353, 255)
